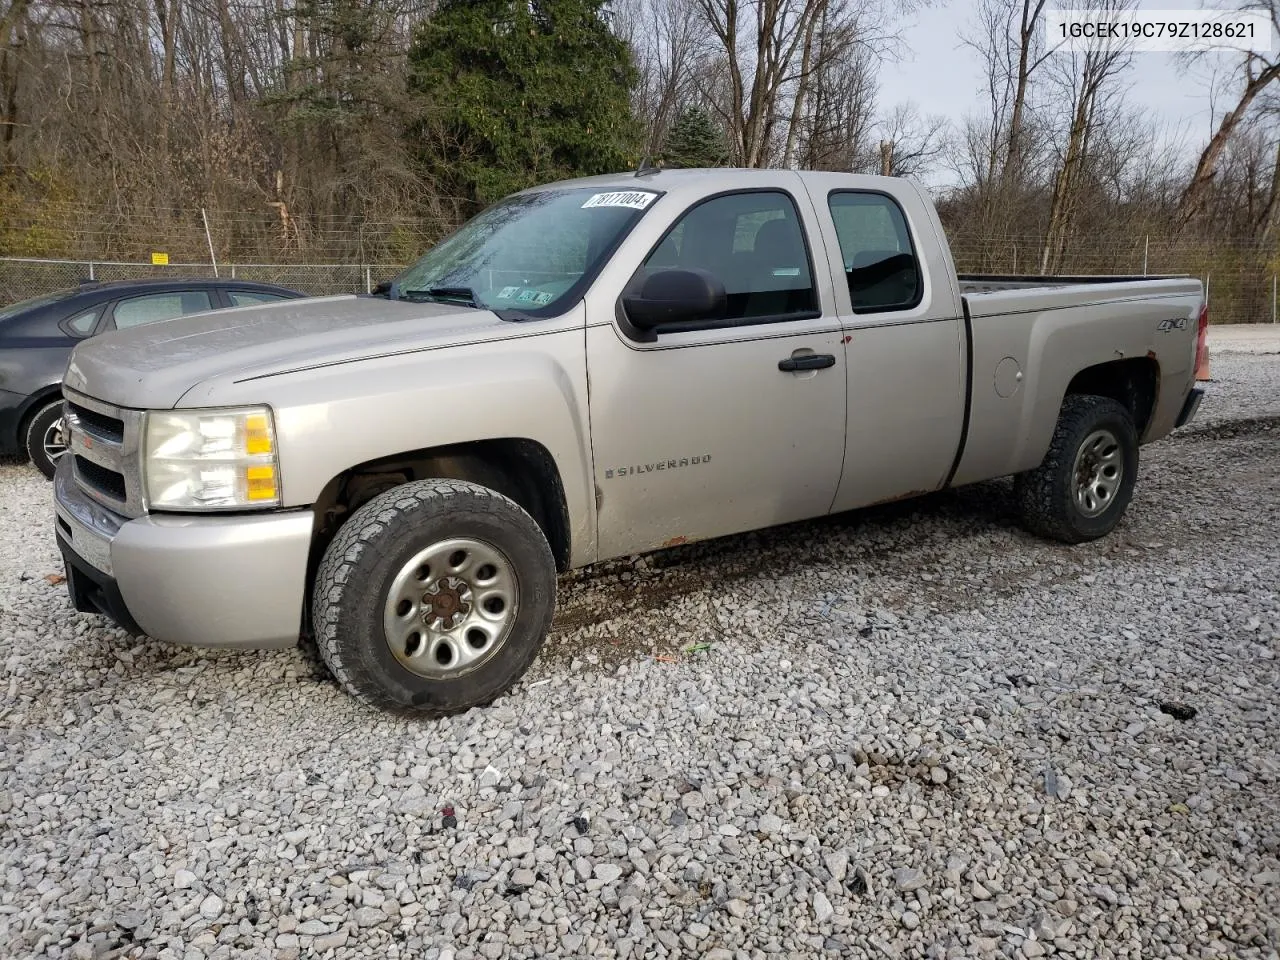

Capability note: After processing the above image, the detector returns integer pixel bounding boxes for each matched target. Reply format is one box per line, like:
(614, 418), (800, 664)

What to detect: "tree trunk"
(1260, 141), (1280, 244)
(1178, 60), (1280, 223)
(214, 0), (246, 104)
(154, 0), (177, 99)
(0, 0), (29, 173)
(1002, 0), (1045, 186)
(781, 0), (823, 168)
(1041, 80), (1095, 274)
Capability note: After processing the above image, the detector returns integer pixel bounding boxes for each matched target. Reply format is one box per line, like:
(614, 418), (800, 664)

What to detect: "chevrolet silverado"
(52, 169), (1207, 714)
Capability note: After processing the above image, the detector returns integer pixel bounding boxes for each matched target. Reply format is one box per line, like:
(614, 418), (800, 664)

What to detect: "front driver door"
(586, 185), (847, 561)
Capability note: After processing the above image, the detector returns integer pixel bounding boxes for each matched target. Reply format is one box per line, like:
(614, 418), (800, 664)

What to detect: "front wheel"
(313, 479), (556, 714)
(1014, 395), (1139, 544)
(25, 400), (67, 480)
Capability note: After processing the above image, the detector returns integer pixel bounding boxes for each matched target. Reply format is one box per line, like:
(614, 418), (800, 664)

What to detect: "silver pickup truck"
(53, 169), (1207, 714)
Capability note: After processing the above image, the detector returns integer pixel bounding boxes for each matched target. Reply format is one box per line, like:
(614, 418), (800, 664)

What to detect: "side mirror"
(623, 268), (727, 330)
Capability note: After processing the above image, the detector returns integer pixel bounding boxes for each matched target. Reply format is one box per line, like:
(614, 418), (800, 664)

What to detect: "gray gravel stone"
(758, 813), (784, 834)
(593, 863), (623, 883)
(198, 895), (223, 920)
(824, 851), (848, 883)
(813, 892), (834, 923)
(507, 836), (534, 857)
(893, 868), (926, 892)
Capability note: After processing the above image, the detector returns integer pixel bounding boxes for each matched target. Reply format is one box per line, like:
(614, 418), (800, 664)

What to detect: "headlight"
(143, 406), (281, 510)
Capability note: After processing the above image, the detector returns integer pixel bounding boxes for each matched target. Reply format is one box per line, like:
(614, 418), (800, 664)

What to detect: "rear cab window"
(827, 192), (922, 314)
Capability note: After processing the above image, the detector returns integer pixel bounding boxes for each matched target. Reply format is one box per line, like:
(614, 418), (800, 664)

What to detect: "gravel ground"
(1199, 331), (1280, 427)
(1, 359), (1277, 960)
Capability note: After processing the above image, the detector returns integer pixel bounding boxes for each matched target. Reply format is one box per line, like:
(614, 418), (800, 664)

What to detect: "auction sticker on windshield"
(581, 191), (657, 210)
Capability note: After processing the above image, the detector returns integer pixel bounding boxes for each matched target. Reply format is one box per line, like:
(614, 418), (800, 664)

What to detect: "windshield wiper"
(400, 285), (480, 308)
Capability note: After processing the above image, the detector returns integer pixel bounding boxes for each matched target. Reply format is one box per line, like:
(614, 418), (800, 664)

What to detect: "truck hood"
(64, 295), (511, 409)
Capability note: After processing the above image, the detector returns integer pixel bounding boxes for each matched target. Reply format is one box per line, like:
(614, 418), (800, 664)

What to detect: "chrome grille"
(72, 455), (127, 501)
(66, 401), (124, 443)
(63, 388), (146, 518)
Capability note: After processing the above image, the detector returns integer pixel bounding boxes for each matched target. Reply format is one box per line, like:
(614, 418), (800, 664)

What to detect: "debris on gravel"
(1, 356), (1278, 959)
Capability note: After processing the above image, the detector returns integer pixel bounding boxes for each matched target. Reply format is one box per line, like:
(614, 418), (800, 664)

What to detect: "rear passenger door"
(586, 184), (847, 560)
(105, 290), (216, 331)
(801, 178), (967, 512)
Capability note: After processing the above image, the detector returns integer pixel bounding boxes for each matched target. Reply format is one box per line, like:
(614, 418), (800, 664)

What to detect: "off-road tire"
(313, 479), (556, 714)
(24, 400), (66, 480)
(1014, 394), (1138, 544)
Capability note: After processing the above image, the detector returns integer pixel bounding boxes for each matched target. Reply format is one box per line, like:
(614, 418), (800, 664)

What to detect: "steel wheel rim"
(382, 537), (520, 680)
(43, 417), (67, 462)
(1072, 428), (1122, 518)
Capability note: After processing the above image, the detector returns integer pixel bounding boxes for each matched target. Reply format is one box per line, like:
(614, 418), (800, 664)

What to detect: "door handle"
(778, 353), (836, 372)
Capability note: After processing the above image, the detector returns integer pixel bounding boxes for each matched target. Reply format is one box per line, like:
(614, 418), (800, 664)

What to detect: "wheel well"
(310, 438), (572, 576)
(16, 388), (63, 443)
(1064, 357), (1159, 436)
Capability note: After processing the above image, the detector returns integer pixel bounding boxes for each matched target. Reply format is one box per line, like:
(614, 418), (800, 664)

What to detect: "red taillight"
(1194, 302), (1209, 381)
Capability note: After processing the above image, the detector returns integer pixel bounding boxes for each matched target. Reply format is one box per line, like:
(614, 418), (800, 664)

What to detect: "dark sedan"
(0, 278), (305, 477)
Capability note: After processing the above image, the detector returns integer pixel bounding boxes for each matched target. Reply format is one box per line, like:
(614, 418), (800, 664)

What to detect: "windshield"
(391, 187), (660, 317)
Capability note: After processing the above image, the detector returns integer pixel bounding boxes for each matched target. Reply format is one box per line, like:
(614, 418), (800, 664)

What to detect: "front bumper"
(53, 458), (314, 649)
(1175, 387), (1204, 429)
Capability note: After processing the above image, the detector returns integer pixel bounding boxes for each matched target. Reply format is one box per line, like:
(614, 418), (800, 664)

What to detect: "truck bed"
(958, 273), (1188, 295)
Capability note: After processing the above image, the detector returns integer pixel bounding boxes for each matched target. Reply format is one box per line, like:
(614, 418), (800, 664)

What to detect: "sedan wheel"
(24, 400), (68, 480)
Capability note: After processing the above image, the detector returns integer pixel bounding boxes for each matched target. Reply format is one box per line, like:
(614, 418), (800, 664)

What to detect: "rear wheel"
(313, 479), (556, 714)
(1014, 395), (1138, 544)
(24, 400), (67, 480)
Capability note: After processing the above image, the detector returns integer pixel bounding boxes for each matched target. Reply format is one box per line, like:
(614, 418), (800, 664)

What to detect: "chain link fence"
(945, 235), (1280, 326)
(2, 252), (1277, 323)
(0, 258), (407, 306)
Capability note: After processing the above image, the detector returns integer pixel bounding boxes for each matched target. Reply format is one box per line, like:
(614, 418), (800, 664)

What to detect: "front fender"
(177, 324), (596, 566)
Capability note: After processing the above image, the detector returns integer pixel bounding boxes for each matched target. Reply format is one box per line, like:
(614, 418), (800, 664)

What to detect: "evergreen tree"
(661, 106), (731, 169)
(407, 0), (641, 208)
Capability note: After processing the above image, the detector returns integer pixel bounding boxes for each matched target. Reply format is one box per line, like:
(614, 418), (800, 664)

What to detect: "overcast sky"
(877, 0), (1257, 188)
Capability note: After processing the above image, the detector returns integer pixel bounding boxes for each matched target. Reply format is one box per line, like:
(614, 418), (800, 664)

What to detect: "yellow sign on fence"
(151, 252), (169, 266)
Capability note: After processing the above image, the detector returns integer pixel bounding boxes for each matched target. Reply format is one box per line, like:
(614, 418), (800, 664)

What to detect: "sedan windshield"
(391, 187), (660, 317)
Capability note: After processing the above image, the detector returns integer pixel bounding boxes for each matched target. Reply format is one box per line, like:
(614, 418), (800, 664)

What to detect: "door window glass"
(827, 192), (921, 313)
(639, 191), (817, 321)
(228, 290), (290, 307)
(113, 291), (214, 329)
(64, 308), (101, 336)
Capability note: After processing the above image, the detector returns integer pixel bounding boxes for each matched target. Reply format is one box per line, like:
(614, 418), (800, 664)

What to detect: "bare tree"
(693, 0), (897, 166)
(1177, 1), (1280, 222)
(620, 0), (709, 156)
(692, 0), (808, 165)
(875, 101), (947, 179)
(1039, 0), (1134, 274)
(794, 22), (876, 171)
(0, 0), (30, 172)
(962, 0), (1051, 189)
(1259, 147), (1280, 242)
